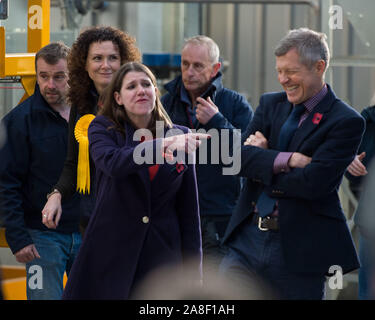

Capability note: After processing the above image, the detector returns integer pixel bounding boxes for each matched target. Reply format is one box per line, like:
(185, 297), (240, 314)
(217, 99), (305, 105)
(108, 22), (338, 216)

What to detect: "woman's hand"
(41, 192), (62, 229)
(163, 133), (211, 156)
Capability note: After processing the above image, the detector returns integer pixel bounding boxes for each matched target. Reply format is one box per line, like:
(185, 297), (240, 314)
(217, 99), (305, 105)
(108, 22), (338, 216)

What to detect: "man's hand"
(42, 192), (62, 229)
(195, 97), (219, 125)
(288, 152), (312, 168)
(347, 152), (367, 176)
(15, 244), (40, 263)
(244, 131), (268, 149)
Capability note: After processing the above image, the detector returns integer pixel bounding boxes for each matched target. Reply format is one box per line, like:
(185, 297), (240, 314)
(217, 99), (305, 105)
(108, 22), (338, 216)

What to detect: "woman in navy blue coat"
(62, 62), (207, 299)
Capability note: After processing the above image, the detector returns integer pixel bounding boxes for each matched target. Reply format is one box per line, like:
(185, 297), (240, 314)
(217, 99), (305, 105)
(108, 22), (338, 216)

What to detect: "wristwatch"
(46, 189), (61, 200)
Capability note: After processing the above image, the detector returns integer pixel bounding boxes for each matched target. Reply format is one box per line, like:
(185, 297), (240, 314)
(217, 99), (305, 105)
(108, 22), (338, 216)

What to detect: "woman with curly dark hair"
(42, 26), (141, 233)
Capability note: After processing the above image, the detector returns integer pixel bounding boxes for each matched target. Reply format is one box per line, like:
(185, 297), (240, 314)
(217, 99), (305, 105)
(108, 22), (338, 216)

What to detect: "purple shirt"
(273, 84), (328, 174)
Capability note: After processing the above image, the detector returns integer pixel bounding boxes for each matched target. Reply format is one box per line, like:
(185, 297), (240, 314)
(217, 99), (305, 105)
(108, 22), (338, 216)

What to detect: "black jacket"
(346, 105), (375, 233)
(0, 84), (80, 254)
(53, 87), (98, 224)
(162, 72), (253, 216)
(346, 106), (375, 198)
(224, 87), (363, 274)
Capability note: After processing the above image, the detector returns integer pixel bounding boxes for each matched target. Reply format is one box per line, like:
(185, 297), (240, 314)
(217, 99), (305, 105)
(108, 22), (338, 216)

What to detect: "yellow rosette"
(74, 114), (96, 194)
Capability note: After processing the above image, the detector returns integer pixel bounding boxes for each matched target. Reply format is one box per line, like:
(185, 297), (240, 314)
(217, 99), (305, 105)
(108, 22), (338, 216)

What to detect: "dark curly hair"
(67, 26), (141, 114)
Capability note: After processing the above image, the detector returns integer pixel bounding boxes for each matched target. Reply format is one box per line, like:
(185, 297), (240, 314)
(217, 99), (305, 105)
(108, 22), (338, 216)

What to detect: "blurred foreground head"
(132, 260), (276, 300)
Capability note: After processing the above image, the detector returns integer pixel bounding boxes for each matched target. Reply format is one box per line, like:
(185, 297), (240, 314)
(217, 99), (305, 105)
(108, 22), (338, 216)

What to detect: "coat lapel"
(288, 85), (337, 152)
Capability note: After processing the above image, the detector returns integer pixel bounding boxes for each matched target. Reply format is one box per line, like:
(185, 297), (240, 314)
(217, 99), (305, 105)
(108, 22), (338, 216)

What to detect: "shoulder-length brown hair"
(68, 26), (141, 115)
(99, 62), (173, 135)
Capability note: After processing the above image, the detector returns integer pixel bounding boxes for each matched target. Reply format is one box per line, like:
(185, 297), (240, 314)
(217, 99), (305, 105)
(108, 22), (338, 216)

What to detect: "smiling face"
(275, 48), (325, 105)
(36, 57), (68, 108)
(85, 40), (121, 95)
(114, 71), (157, 127)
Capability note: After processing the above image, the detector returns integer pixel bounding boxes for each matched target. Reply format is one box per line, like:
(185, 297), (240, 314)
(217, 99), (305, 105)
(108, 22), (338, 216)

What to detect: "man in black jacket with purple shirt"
(220, 28), (364, 299)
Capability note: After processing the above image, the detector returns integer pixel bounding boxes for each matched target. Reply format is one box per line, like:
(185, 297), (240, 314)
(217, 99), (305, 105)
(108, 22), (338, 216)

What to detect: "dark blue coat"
(162, 72), (253, 217)
(0, 84), (80, 254)
(62, 115), (202, 299)
(223, 85), (364, 274)
(345, 105), (375, 233)
(346, 106), (375, 196)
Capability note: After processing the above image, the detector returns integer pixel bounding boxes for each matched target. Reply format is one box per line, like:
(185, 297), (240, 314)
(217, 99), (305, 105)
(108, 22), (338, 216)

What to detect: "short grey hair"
(274, 28), (330, 71)
(182, 35), (220, 64)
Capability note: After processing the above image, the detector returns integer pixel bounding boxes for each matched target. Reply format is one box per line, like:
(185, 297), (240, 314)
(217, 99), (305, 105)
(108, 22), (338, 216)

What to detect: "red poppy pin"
(176, 162), (185, 173)
(312, 113), (323, 125)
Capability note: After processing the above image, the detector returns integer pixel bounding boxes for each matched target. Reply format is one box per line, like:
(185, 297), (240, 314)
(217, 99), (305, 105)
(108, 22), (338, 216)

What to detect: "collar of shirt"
(298, 83), (328, 125)
(180, 85), (192, 106)
(300, 83), (328, 113)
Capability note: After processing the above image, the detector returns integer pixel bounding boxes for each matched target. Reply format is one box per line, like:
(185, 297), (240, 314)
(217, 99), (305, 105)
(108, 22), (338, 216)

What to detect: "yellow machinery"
(0, 0), (51, 299)
(0, 0), (50, 102)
